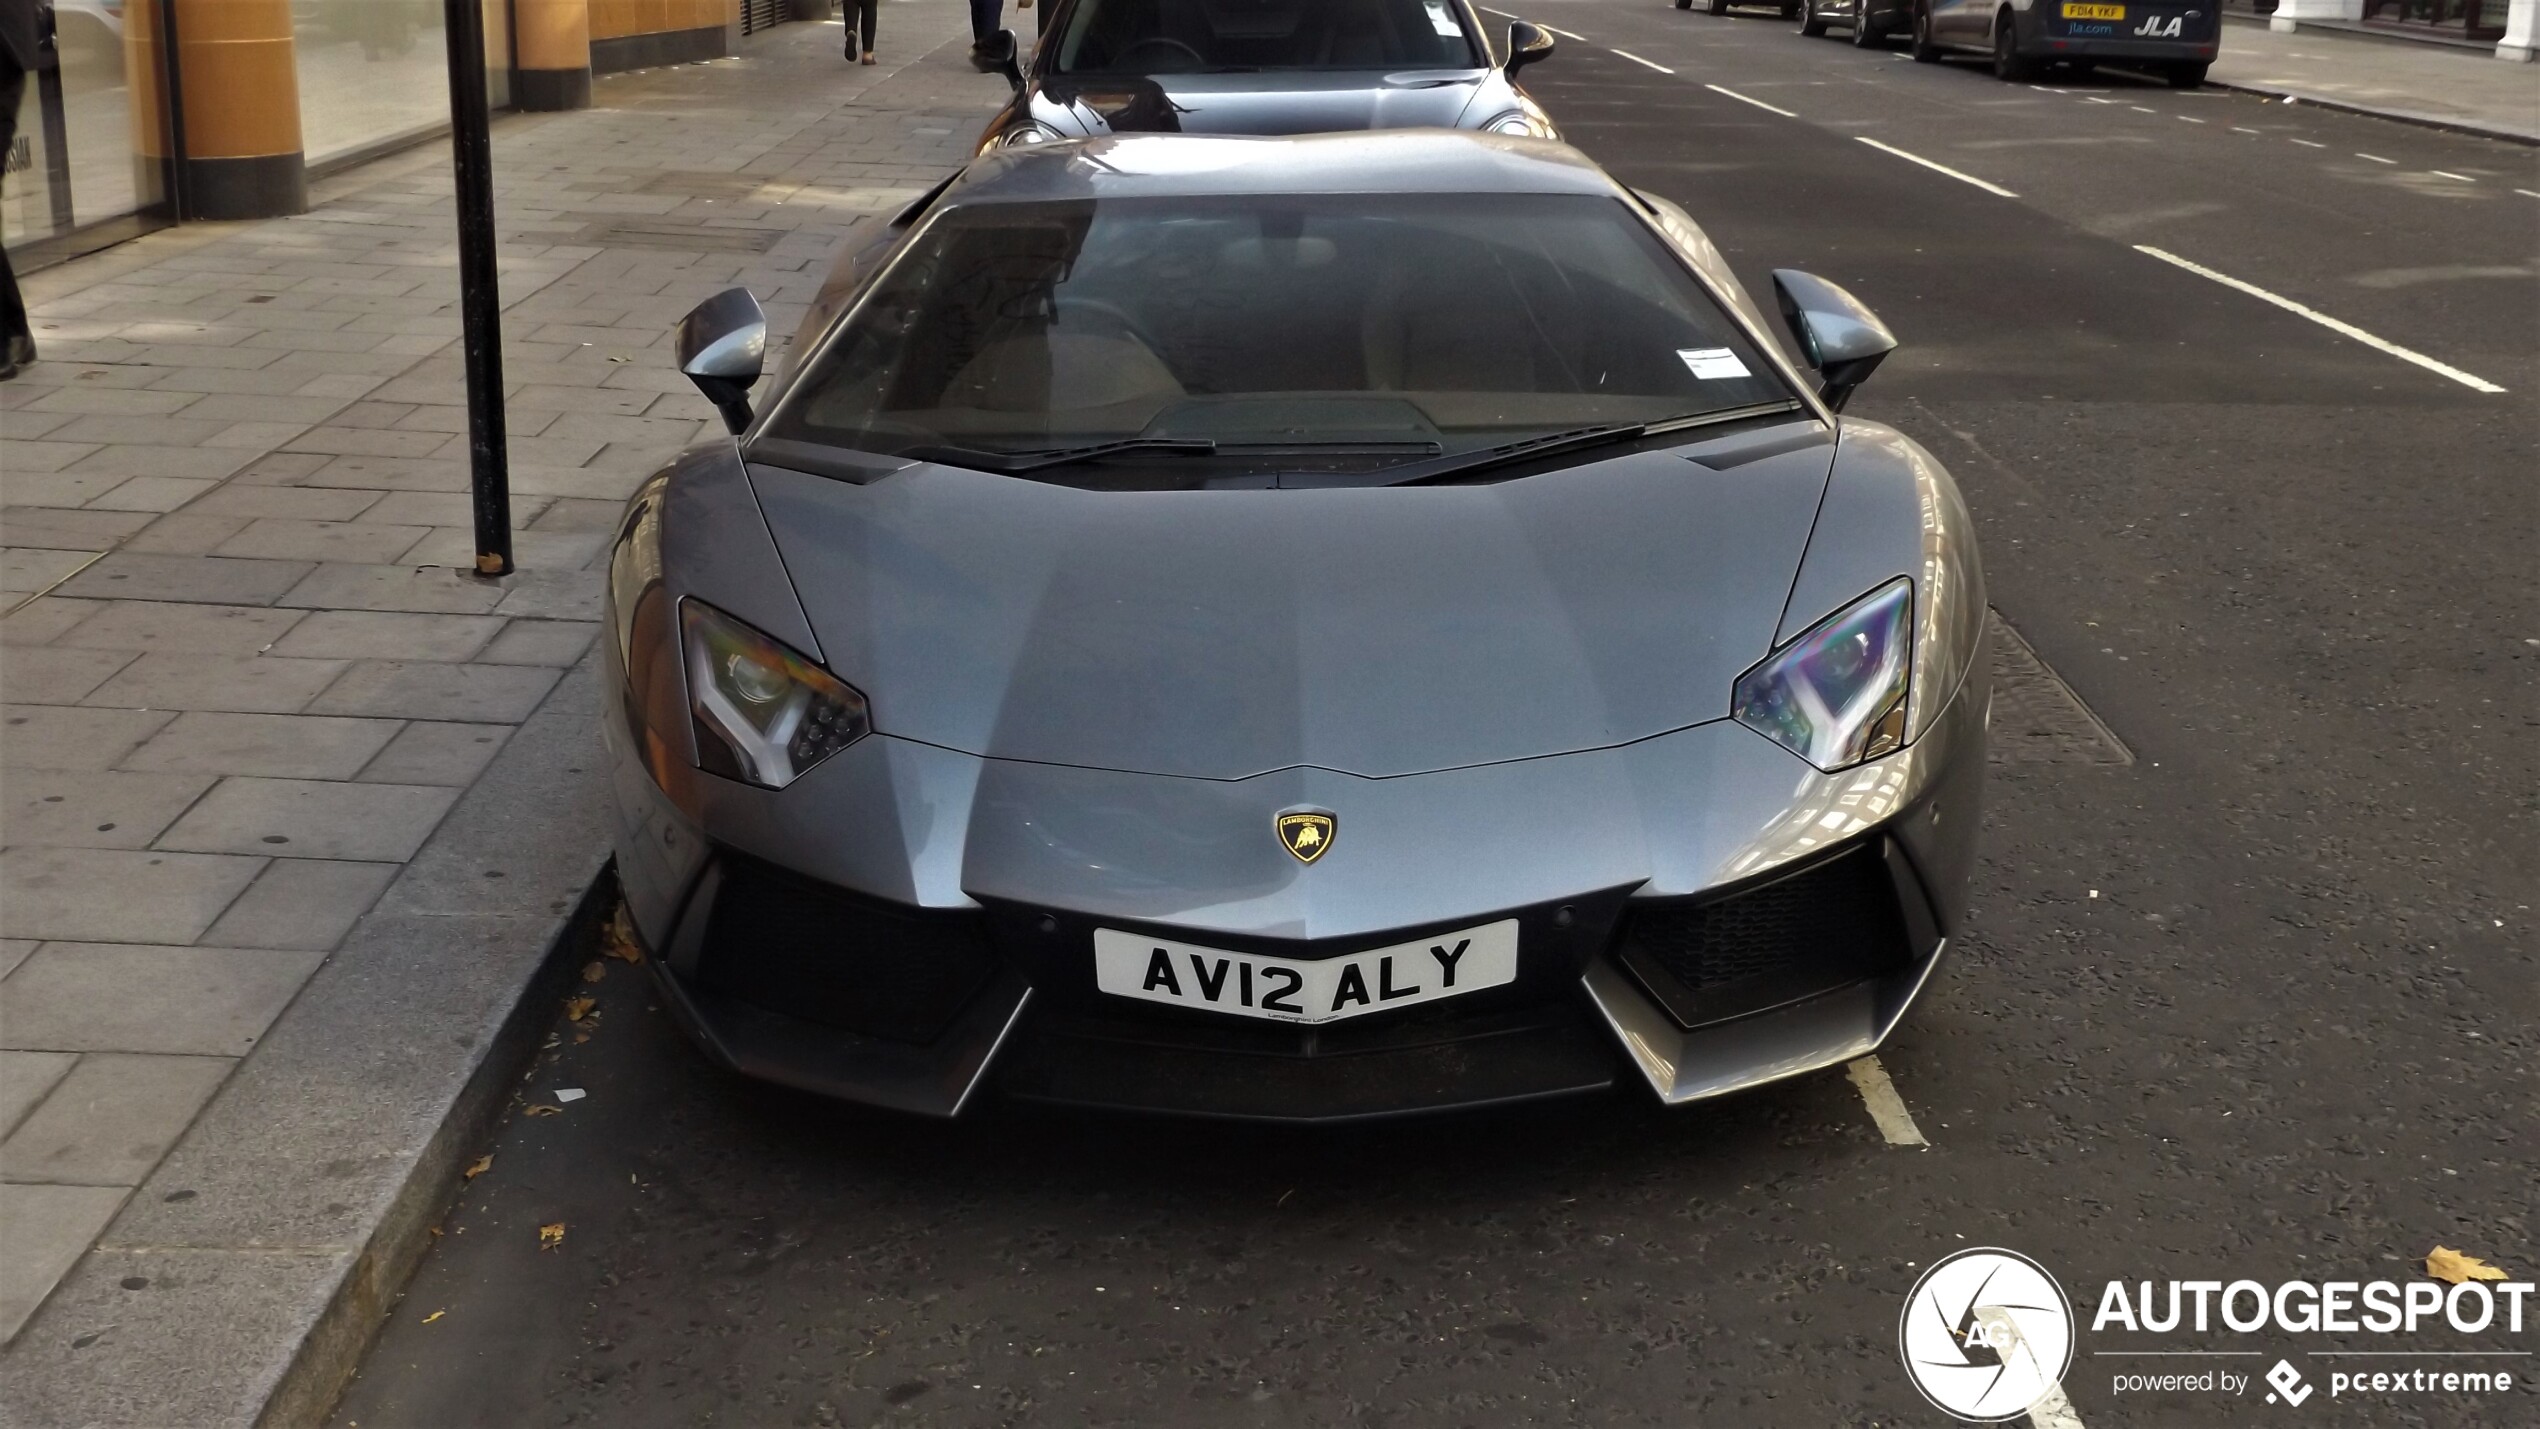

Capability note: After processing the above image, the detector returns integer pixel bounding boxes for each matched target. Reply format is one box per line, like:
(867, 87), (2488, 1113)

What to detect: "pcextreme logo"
(1899, 1248), (2077, 1422)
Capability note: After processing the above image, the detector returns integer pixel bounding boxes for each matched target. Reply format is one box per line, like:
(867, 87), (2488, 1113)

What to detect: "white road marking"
(2430, 170), (2476, 183)
(1706, 82), (1798, 117)
(2135, 245), (2507, 394)
(2177, 115), (2205, 124)
(2291, 137), (2326, 147)
(1546, 24), (1589, 40)
(2130, 105), (2156, 113)
(1846, 1057), (1929, 1146)
(2231, 126), (2260, 134)
(2519, 189), (2540, 199)
(1856, 137), (2020, 197)
(1613, 48), (1676, 74)
(2084, 95), (2117, 104)
(2357, 152), (2397, 164)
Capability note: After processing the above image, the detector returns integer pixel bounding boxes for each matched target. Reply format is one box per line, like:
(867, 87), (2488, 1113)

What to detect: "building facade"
(4, 0), (813, 268)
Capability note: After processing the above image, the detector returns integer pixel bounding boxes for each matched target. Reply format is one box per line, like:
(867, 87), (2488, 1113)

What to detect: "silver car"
(972, 0), (1558, 151)
(603, 131), (1988, 1122)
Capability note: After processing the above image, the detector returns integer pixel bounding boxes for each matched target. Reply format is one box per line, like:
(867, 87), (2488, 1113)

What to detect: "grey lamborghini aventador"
(602, 131), (1988, 1122)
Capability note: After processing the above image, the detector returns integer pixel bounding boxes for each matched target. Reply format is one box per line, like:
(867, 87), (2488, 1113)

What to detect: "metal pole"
(443, 0), (513, 577)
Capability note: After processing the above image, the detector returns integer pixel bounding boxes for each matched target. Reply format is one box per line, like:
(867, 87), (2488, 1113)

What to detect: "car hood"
(1031, 70), (1493, 137)
(746, 430), (1835, 781)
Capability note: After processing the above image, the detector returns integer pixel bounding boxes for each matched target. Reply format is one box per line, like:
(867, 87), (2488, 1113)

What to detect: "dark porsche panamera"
(971, 0), (1559, 150)
(603, 132), (1988, 1123)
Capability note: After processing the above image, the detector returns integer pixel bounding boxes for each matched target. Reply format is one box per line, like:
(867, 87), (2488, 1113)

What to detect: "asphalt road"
(333, 10), (2538, 1427)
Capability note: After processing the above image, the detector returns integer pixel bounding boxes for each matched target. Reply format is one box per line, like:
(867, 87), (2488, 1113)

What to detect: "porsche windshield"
(763, 193), (1798, 486)
(1051, 0), (1482, 73)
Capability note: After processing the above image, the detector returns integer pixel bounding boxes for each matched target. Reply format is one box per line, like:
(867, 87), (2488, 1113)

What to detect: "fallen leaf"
(463, 1154), (493, 1179)
(565, 996), (595, 1022)
(539, 1223), (565, 1250)
(582, 960), (606, 984)
(2427, 1247), (2510, 1285)
(421, 1310), (446, 1324)
(604, 910), (645, 963)
(522, 1103), (561, 1117)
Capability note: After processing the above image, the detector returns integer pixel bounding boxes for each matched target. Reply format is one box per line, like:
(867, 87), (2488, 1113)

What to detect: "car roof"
(942, 131), (1626, 206)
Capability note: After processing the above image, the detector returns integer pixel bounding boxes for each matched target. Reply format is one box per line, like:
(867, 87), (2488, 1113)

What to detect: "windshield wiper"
(1357, 401), (1807, 488)
(898, 438), (1217, 474)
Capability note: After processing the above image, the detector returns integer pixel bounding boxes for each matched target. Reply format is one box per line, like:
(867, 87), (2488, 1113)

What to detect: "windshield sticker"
(1678, 347), (1752, 380)
(1423, 1), (1464, 36)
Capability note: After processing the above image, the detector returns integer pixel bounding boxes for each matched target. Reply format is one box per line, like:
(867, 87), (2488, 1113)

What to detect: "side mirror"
(974, 28), (1024, 91)
(1770, 269), (1895, 413)
(1505, 21), (1555, 74)
(676, 287), (767, 435)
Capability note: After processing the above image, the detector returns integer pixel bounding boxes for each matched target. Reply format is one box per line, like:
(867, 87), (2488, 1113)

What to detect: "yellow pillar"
(127, 0), (308, 218)
(517, 0), (595, 110)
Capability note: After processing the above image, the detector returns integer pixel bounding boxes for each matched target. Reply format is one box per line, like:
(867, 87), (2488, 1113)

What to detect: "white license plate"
(1093, 920), (1519, 1025)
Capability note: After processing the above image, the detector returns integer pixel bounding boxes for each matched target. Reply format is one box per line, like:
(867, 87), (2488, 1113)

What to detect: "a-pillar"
(2499, 0), (2536, 61)
(518, 0), (595, 110)
(127, 0), (307, 219)
(2268, 0), (2361, 30)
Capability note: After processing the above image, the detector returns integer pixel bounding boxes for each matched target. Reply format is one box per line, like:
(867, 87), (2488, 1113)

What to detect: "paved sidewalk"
(0, 9), (1006, 1425)
(2215, 17), (2540, 143)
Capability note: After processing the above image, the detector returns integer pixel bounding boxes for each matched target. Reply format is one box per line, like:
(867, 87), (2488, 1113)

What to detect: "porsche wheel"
(1801, 2), (1830, 34)
(1853, 0), (1884, 44)
(1911, 5), (1941, 59)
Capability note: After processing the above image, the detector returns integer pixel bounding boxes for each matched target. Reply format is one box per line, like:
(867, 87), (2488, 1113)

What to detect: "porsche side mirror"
(1505, 21), (1555, 74)
(676, 287), (767, 435)
(1770, 269), (1895, 414)
(974, 28), (1024, 90)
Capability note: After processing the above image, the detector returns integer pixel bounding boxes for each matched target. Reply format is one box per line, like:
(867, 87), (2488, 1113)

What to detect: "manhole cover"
(1986, 611), (2132, 766)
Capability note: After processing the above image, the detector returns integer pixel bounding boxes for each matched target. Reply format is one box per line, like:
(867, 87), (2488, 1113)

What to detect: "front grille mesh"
(1616, 841), (1911, 1028)
(694, 855), (999, 1044)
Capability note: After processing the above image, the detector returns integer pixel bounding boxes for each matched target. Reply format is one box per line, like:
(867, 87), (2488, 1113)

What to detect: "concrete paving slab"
(0, 1052), (79, 1141)
(478, 619), (599, 668)
(1, 768), (218, 849)
(0, 706), (177, 771)
(119, 711), (403, 780)
(311, 660), (562, 723)
(50, 600), (310, 654)
(0, 1052), (236, 1186)
(0, 943), (328, 1056)
(56, 552), (314, 605)
(0, 646), (137, 704)
(354, 721), (511, 787)
(156, 778), (460, 863)
(277, 563), (509, 615)
(0, 597), (103, 645)
(0, 846), (265, 944)
(0, 1184), (130, 1343)
(201, 859), (401, 953)
(214, 519), (438, 566)
(84, 651), (351, 714)
(269, 609), (506, 663)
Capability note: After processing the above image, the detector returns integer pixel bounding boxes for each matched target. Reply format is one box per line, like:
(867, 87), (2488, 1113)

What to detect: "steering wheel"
(1113, 36), (1208, 69)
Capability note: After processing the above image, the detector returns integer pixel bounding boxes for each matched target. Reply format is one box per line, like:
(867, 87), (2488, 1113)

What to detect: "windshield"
(761, 193), (1798, 488)
(1053, 0), (1483, 73)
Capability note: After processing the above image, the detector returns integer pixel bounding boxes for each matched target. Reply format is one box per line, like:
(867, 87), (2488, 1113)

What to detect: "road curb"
(2206, 77), (2540, 146)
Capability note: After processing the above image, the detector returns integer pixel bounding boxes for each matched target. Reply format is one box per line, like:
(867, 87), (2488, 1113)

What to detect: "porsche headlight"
(1484, 110), (1557, 138)
(1733, 579), (1911, 772)
(997, 122), (1063, 148)
(682, 599), (870, 789)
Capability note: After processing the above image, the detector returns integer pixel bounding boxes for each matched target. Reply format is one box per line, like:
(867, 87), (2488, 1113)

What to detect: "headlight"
(682, 599), (871, 789)
(1484, 111), (1557, 138)
(1733, 579), (1911, 772)
(997, 122), (1063, 148)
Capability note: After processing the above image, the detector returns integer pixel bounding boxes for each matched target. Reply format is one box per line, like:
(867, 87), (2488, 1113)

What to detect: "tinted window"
(763, 193), (1793, 486)
(1054, 0), (1482, 72)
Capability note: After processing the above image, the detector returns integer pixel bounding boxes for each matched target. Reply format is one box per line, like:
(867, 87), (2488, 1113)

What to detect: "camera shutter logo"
(1899, 1248), (2077, 1422)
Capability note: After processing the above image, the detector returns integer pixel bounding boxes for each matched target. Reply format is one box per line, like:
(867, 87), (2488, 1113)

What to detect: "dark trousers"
(846, 0), (876, 52)
(0, 63), (30, 364)
(969, 0), (1000, 44)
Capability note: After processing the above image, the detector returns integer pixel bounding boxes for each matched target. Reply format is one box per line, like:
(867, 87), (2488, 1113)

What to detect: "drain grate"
(1986, 611), (2133, 766)
(574, 218), (785, 253)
